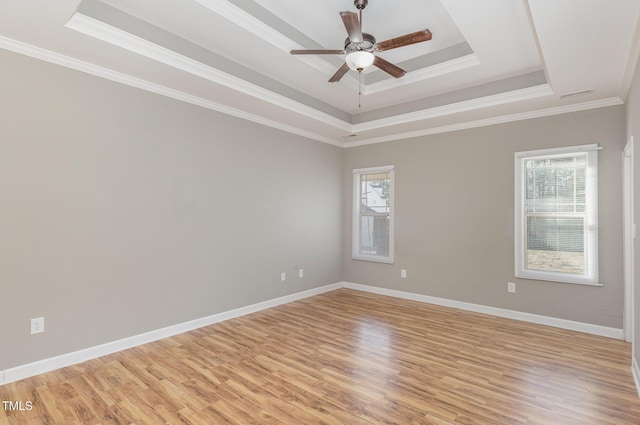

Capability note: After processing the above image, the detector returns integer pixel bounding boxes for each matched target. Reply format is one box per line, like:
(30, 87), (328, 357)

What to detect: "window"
(515, 145), (599, 285)
(353, 166), (394, 263)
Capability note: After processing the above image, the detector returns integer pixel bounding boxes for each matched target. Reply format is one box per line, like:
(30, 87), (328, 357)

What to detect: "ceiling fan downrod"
(354, 0), (368, 33)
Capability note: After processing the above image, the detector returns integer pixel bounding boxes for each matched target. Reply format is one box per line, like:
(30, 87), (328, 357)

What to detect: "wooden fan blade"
(329, 63), (350, 83)
(376, 29), (432, 51)
(373, 56), (406, 78)
(290, 49), (344, 55)
(340, 11), (362, 43)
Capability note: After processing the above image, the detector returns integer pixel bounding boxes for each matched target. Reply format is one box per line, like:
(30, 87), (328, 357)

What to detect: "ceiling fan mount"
(290, 0), (432, 82)
(354, 0), (368, 10)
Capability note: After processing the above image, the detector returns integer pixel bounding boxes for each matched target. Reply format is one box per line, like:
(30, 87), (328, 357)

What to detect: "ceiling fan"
(290, 0), (432, 83)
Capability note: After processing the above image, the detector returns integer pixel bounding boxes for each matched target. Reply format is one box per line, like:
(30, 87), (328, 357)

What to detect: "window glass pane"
(353, 166), (394, 263)
(525, 155), (587, 213)
(576, 168), (586, 212)
(526, 216), (585, 274)
(516, 147), (597, 284)
(360, 215), (389, 256)
(360, 172), (390, 213)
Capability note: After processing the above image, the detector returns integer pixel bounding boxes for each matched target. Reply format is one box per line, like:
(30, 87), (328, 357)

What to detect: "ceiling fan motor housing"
(344, 33), (376, 53)
(354, 0), (368, 10)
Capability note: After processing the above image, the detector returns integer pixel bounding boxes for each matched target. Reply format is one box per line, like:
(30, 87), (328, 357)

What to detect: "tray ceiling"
(1, 0), (639, 146)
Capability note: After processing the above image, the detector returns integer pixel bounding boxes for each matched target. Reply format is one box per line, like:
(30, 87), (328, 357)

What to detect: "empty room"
(3, 0), (640, 424)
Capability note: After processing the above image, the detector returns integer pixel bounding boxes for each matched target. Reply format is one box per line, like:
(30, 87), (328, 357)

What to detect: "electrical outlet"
(508, 282), (516, 293)
(298, 268), (304, 278)
(401, 269), (407, 278)
(31, 317), (44, 334)
(281, 272), (286, 282)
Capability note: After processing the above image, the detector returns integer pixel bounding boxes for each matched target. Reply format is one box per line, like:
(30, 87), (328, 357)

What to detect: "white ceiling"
(1, 0), (639, 146)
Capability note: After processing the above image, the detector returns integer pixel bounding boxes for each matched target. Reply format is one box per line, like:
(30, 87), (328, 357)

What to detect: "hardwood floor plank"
(1, 289), (639, 424)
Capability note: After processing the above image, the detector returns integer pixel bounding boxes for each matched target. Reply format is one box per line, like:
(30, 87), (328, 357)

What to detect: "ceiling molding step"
(65, 11), (352, 133)
(0, 33), (625, 149)
(620, 3), (640, 101)
(521, 0), (553, 95)
(344, 96), (624, 148)
(193, 0), (338, 77)
(192, 0), (361, 85)
(365, 54), (481, 95)
(0, 35), (343, 147)
(355, 70), (548, 124)
(353, 84), (554, 133)
(193, 0), (294, 54)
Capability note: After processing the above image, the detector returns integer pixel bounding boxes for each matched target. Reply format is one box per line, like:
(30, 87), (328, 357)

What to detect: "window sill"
(516, 271), (602, 286)
(352, 255), (394, 264)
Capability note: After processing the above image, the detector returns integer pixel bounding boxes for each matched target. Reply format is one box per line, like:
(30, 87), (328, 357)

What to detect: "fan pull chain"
(358, 0), (363, 111)
(358, 71), (362, 108)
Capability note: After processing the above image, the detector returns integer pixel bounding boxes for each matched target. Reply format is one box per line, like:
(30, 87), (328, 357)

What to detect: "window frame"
(352, 165), (395, 264)
(514, 144), (600, 286)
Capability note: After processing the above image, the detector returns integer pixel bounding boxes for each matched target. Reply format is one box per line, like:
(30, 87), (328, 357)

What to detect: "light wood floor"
(1, 289), (639, 424)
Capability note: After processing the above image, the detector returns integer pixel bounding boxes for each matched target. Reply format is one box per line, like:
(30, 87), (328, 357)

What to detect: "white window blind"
(352, 166), (394, 263)
(514, 145), (599, 285)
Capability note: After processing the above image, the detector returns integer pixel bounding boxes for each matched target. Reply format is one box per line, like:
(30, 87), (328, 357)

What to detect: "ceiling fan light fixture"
(345, 51), (375, 71)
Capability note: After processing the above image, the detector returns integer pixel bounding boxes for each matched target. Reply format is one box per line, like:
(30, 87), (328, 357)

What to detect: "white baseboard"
(0, 281), (626, 386)
(342, 282), (624, 340)
(0, 282), (342, 386)
(633, 357), (640, 397)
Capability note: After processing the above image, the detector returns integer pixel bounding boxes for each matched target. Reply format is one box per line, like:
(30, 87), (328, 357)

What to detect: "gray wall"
(0, 44), (632, 373)
(343, 106), (626, 328)
(626, 57), (640, 370)
(0, 50), (343, 370)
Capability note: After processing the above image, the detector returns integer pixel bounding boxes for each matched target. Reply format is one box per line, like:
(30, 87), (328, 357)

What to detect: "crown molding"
(0, 35), (343, 146)
(353, 83), (554, 133)
(0, 35), (625, 150)
(65, 12), (352, 133)
(345, 96), (624, 147)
